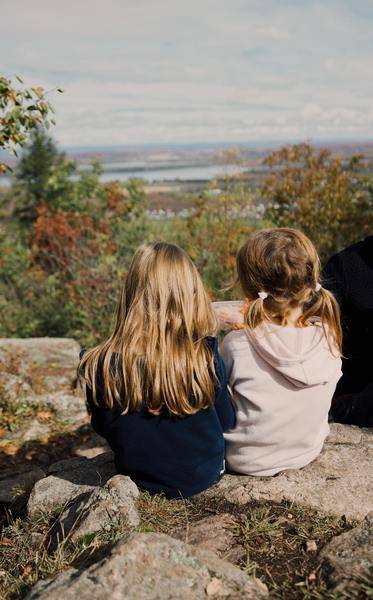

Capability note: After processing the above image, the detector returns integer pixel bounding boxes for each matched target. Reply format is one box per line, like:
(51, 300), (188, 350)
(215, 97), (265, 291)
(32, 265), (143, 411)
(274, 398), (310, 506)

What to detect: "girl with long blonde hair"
(79, 242), (235, 498)
(221, 228), (342, 476)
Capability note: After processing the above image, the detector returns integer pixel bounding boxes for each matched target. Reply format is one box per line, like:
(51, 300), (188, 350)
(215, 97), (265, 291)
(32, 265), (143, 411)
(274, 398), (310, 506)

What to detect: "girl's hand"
(213, 301), (245, 331)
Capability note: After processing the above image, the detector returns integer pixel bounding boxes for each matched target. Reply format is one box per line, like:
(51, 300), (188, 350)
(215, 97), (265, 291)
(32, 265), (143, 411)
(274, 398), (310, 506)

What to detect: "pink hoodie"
(221, 323), (342, 476)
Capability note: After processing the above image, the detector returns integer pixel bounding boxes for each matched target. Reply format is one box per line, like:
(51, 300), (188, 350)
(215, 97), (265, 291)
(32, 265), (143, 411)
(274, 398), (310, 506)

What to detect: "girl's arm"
(210, 338), (236, 431)
(80, 349), (121, 438)
(85, 384), (107, 437)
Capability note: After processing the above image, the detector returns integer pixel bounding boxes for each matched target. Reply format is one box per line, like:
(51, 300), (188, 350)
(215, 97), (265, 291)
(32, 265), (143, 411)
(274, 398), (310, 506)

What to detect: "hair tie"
(315, 283), (322, 292)
(258, 291), (268, 300)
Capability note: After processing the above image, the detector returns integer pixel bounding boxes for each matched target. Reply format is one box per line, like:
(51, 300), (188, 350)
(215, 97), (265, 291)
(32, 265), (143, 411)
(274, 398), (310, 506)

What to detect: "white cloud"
(255, 26), (291, 41)
(1, 0), (373, 145)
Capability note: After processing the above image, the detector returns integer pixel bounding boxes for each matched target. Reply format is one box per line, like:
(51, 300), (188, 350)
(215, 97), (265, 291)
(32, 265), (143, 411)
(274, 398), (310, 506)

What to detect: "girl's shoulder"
(204, 335), (223, 363)
(204, 335), (219, 350)
(221, 329), (253, 355)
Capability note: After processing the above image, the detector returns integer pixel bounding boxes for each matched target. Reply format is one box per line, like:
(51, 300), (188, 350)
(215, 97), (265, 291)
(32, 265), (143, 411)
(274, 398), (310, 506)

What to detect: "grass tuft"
(0, 493), (367, 600)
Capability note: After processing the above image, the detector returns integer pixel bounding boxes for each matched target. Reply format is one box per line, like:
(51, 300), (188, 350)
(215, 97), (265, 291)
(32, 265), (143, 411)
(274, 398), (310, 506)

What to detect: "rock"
(72, 430), (110, 458)
(25, 391), (87, 423)
(327, 422), (364, 445)
(0, 569), (7, 587)
(306, 540), (317, 552)
(29, 532), (45, 549)
(203, 424), (373, 522)
(205, 577), (224, 596)
(20, 421), (51, 442)
(73, 444), (109, 459)
(0, 467), (45, 505)
(59, 475), (140, 541)
(176, 513), (244, 563)
(26, 532), (268, 599)
(0, 338), (80, 394)
(320, 512), (373, 595)
(27, 452), (116, 518)
(0, 372), (32, 405)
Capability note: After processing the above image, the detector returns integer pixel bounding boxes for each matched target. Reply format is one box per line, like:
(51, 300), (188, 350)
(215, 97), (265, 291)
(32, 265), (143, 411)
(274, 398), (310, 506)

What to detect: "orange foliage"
(32, 206), (111, 273)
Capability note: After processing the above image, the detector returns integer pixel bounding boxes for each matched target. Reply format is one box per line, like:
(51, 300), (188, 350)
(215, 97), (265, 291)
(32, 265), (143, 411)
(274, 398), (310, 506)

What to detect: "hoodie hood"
(246, 323), (340, 388)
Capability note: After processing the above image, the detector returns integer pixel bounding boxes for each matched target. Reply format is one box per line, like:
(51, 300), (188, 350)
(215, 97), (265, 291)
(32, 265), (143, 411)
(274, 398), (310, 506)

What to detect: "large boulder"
(27, 452), (116, 518)
(203, 424), (373, 522)
(320, 512), (373, 595)
(0, 337), (80, 395)
(25, 391), (87, 424)
(0, 372), (33, 405)
(26, 532), (268, 599)
(59, 474), (140, 541)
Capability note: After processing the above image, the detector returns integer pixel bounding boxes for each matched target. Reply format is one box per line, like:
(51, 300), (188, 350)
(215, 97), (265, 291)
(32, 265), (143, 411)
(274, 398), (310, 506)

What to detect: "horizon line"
(61, 136), (373, 153)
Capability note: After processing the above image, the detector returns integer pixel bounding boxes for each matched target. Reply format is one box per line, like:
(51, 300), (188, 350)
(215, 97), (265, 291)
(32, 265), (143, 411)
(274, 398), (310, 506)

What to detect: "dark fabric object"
(330, 384), (373, 428)
(323, 236), (373, 427)
(80, 337), (235, 498)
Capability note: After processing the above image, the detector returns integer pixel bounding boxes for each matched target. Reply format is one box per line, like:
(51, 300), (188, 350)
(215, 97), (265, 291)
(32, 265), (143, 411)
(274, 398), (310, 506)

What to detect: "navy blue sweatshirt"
(81, 337), (235, 499)
(323, 236), (373, 427)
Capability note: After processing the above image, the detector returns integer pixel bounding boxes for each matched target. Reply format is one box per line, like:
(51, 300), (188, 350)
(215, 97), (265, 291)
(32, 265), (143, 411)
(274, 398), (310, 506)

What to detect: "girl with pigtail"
(221, 228), (343, 476)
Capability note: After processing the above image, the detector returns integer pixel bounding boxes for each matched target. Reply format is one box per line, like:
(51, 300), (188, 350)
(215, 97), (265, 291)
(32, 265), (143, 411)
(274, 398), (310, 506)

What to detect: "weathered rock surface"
(0, 372), (33, 405)
(175, 513), (245, 564)
(18, 421), (51, 442)
(25, 391), (87, 423)
(0, 337), (80, 394)
(320, 512), (373, 595)
(26, 532), (268, 599)
(59, 474), (140, 541)
(0, 467), (45, 505)
(71, 428), (110, 458)
(203, 423), (373, 522)
(27, 451), (116, 518)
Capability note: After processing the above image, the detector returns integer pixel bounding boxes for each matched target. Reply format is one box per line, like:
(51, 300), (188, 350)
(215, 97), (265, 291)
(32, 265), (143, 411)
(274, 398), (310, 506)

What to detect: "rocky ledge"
(1, 338), (372, 598)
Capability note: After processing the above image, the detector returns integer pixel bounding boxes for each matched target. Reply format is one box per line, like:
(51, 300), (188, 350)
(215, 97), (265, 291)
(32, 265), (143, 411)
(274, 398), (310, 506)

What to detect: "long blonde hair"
(79, 242), (218, 415)
(237, 228), (342, 352)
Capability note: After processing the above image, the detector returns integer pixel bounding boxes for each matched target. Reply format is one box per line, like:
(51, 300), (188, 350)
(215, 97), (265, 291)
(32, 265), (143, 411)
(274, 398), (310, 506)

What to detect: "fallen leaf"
(37, 411), (53, 422)
(22, 564), (32, 577)
(1, 443), (19, 456)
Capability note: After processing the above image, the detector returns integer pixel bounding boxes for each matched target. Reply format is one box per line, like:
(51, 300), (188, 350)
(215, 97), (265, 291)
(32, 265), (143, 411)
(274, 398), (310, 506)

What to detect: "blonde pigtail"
(318, 287), (342, 354)
(245, 295), (270, 330)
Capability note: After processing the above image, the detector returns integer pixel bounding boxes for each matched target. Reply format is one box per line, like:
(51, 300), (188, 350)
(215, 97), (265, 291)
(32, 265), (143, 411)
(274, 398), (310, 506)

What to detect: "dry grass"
(0, 507), (129, 600)
(0, 493), (370, 600)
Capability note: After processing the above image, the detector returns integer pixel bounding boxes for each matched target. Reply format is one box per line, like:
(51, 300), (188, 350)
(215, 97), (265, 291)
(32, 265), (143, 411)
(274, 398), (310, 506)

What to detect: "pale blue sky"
(2, 0), (373, 146)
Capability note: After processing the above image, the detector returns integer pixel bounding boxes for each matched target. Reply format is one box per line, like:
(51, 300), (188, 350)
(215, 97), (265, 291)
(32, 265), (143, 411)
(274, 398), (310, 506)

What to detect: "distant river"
(98, 163), (247, 183)
(0, 163), (252, 187)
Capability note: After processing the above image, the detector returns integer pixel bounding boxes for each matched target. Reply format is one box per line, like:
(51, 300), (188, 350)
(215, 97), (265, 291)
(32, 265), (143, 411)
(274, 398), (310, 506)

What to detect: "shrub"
(262, 143), (373, 261)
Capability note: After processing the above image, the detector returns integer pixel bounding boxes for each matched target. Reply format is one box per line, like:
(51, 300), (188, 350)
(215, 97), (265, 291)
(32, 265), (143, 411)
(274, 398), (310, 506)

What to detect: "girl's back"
(79, 242), (235, 499)
(222, 323), (341, 476)
(83, 336), (234, 498)
(222, 228), (342, 476)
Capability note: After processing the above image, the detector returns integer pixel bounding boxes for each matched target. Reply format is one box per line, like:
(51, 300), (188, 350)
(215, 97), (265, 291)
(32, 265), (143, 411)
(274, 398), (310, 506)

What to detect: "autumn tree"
(262, 143), (373, 261)
(0, 76), (60, 172)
